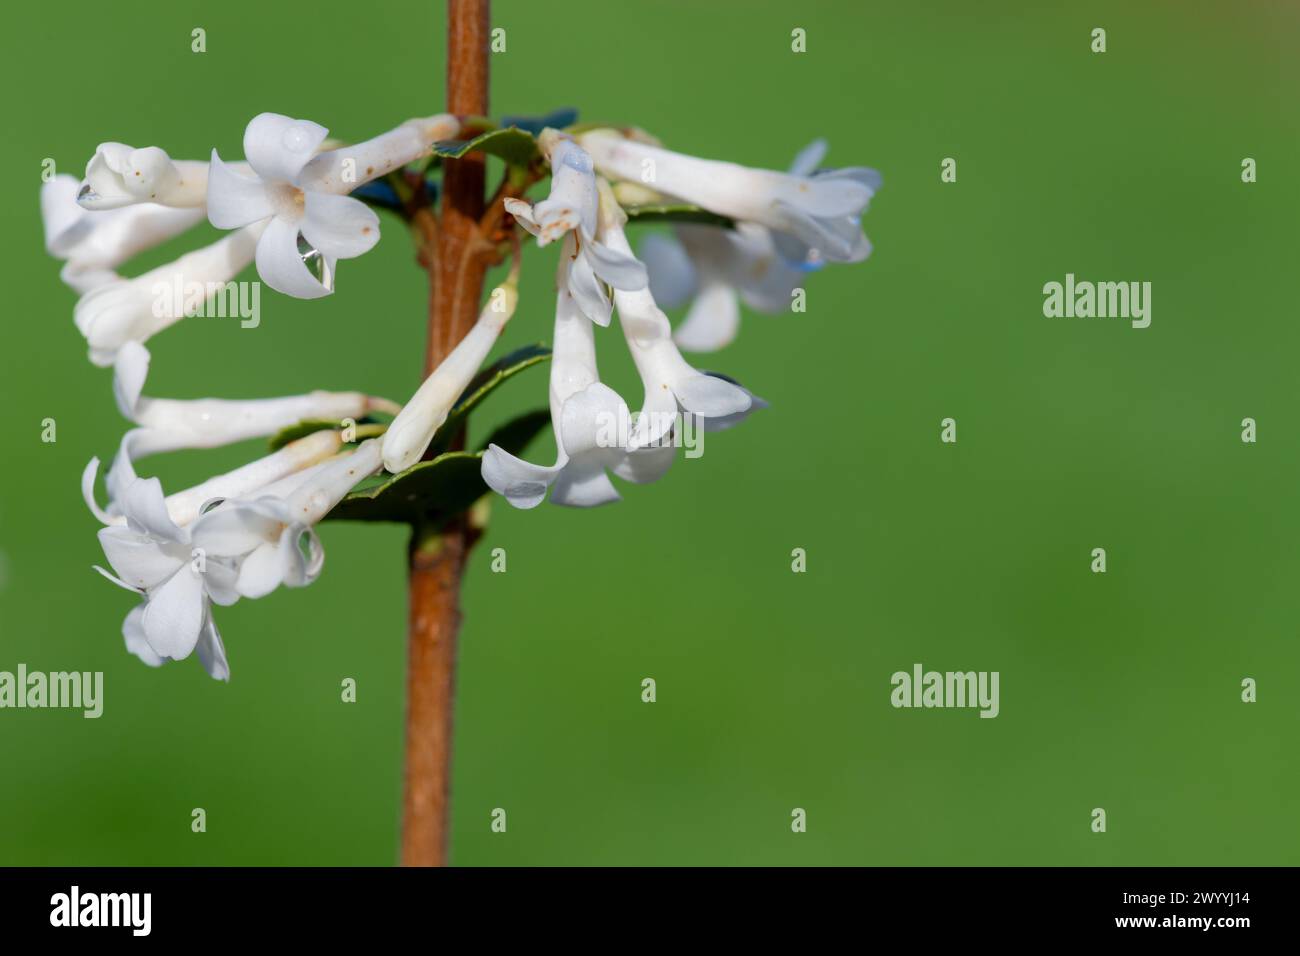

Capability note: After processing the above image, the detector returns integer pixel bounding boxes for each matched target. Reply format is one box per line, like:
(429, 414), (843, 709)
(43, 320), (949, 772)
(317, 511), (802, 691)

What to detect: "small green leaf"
(426, 343), (551, 456)
(267, 419), (344, 451)
(324, 409), (550, 525)
(622, 204), (734, 228)
(433, 127), (541, 168)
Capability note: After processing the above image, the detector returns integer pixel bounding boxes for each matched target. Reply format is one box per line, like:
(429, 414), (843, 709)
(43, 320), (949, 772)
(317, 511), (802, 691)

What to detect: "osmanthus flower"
(504, 129), (646, 326)
(593, 181), (754, 448)
(92, 429), (361, 677)
(383, 274), (520, 473)
(481, 236), (674, 508)
(85, 429), (346, 531)
(189, 438), (384, 599)
(634, 140), (840, 352)
(78, 142), (212, 209)
(41, 174), (206, 294)
(578, 129), (880, 266)
(110, 340), (396, 454)
(207, 112), (459, 299)
(71, 223), (266, 366)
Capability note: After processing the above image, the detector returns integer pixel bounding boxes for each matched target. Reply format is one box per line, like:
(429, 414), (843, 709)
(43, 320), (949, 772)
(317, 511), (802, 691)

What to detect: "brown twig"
(401, 0), (491, 869)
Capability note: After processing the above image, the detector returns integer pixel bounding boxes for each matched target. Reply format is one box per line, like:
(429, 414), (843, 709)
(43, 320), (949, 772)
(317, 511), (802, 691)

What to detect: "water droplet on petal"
(298, 234), (335, 293)
(77, 183), (100, 203)
(283, 123), (315, 153)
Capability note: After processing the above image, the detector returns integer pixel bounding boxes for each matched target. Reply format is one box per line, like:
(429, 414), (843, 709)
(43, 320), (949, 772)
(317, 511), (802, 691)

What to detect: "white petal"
(611, 444), (676, 484)
(585, 238), (648, 291)
(301, 192), (380, 260)
(481, 444), (560, 510)
(639, 232), (697, 309)
(141, 568), (206, 660)
(194, 609), (230, 681)
(503, 198), (542, 238)
(97, 526), (184, 590)
(236, 541), (288, 599)
(121, 477), (184, 540)
(123, 605), (166, 667)
(567, 250), (612, 326)
(673, 371), (753, 418)
(81, 458), (116, 525)
(206, 151), (273, 229)
(190, 501), (284, 557)
(255, 216), (331, 299)
(112, 340), (150, 419)
(549, 457), (621, 508)
(673, 281), (741, 352)
(243, 113), (328, 184)
(788, 139), (828, 177)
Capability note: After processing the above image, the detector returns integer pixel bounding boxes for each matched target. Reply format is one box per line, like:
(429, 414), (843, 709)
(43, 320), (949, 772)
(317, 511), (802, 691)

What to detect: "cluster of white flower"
(42, 113), (879, 679)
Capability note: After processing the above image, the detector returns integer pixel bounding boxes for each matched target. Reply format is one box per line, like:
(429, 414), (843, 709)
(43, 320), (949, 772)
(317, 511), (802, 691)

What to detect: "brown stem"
(401, 0), (491, 868)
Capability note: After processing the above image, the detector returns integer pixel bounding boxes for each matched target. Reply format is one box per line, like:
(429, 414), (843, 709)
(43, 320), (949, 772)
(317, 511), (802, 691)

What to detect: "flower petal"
(112, 340), (150, 419)
(97, 526), (184, 590)
(243, 113), (328, 184)
(585, 237), (648, 291)
(121, 476), (184, 540)
(123, 605), (166, 668)
(235, 540), (288, 599)
(550, 457), (621, 508)
(141, 568), (206, 660)
(300, 191), (380, 260)
(481, 444), (561, 510)
(194, 609), (230, 681)
(255, 216), (331, 299)
(673, 281), (740, 353)
(567, 249), (612, 326)
(639, 233), (697, 309)
(206, 150), (273, 229)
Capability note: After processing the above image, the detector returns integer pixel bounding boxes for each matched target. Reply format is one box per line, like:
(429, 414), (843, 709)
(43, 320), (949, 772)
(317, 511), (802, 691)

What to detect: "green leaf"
(622, 203), (734, 228)
(432, 127), (541, 168)
(267, 419), (345, 451)
(323, 409), (551, 525)
(426, 343), (551, 456)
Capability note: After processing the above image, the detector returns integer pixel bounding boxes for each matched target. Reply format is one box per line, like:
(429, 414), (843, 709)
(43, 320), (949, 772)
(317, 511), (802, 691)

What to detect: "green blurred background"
(2, 0), (1298, 865)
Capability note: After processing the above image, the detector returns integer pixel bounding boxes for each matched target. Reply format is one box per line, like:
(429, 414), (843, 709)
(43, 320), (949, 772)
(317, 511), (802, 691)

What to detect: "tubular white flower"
(382, 279), (520, 474)
(112, 340), (395, 447)
(579, 129), (880, 265)
(594, 181), (753, 448)
(207, 113), (385, 299)
(190, 439), (383, 599)
(296, 113), (460, 194)
(73, 222), (265, 366)
(42, 174), (206, 293)
(84, 429), (345, 529)
(481, 236), (673, 509)
(503, 130), (646, 325)
(78, 142), (211, 210)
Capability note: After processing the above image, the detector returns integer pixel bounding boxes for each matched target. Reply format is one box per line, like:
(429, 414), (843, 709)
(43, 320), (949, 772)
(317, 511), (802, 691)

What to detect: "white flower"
(635, 141), (843, 352)
(93, 472), (241, 665)
(84, 429), (346, 529)
(579, 130), (880, 265)
(503, 130), (646, 325)
(383, 279), (520, 474)
(41, 174), (206, 294)
(207, 113), (381, 299)
(294, 113), (460, 194)
(78, 142), (211, 210)
(72, 223), (265, 365)
(111, 340), (395, 449)
(594, 181), (754, 448)
(638, 222), (806, 352)
(190, 439), (383, 598)
(481, 236), (673, 508)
